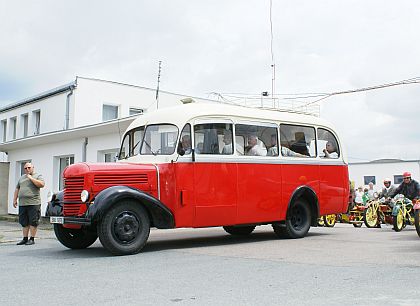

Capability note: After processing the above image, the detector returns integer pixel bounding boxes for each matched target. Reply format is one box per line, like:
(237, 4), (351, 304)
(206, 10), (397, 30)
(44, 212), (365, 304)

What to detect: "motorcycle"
(392, 194), (414, 232)
(337, 204), (365, 227)
(364, 197), (393, 228)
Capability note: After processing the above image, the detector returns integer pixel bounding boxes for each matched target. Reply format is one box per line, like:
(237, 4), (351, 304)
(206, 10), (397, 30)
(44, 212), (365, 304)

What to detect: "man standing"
(13, 162), (45, 245)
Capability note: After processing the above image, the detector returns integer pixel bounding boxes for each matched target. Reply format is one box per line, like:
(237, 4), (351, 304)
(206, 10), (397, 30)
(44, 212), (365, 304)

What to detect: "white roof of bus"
(126, 102), (335, 132)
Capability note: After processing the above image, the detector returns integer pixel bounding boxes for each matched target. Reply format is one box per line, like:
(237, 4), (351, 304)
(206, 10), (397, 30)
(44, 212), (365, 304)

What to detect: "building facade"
(0, 77), (216, 215)
(349, 159), (420, 190)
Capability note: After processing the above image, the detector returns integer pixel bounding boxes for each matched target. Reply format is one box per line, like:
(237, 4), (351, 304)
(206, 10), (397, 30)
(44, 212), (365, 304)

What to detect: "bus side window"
(279, 124), (316, 157)
(235, 123), (277, 157)
(317, 128), (340, 158)
(194, 123), (232, 155)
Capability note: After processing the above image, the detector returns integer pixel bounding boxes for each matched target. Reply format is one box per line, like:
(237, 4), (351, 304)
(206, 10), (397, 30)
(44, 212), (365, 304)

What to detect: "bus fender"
(288, 186), (319, 226)
(87, 186), (175, 229)
(45, 191), (64, 217)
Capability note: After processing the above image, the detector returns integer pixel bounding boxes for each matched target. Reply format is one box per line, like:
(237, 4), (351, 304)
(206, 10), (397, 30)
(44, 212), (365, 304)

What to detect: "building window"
(102, 104), (119, 121)
(364, 176), (376, 185)
(10, 117), (17, 140)
(21, 113), (29, 137)
(1, 120), (6, 142)
(59, 156), (74, 190)
(33, 110), (40, 135)
(104, 152), (118, 162)
(129, 107), (144, 116)
(394, 175), (403, 185)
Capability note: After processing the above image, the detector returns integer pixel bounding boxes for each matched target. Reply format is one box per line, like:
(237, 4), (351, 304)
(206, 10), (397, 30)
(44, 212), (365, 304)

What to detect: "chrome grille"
(94, 173), (148, 185)
(63, 176), (84, 216)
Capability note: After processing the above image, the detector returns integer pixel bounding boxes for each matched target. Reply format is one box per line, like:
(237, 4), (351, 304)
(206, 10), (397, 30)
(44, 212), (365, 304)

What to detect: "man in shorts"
(12, 162), (45, 245)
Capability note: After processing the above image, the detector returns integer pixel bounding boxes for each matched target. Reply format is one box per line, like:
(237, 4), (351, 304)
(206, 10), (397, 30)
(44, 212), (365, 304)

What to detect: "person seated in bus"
(267, 134), (279, 156)
(181, 135), (192, 154)
(245, 135), (266, 156)
(290, 132), (310, 156)
(195, 142), (204, 154)
(323, 141), (338, 158)
(221, 130), (233, 154)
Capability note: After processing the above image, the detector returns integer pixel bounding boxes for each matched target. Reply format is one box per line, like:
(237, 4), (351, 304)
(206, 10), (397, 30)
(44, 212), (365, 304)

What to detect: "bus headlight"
(81, 190), (89, 203)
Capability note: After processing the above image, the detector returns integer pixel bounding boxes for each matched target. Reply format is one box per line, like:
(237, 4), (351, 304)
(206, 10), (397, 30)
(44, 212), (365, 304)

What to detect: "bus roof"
(126, 102), (336, 132)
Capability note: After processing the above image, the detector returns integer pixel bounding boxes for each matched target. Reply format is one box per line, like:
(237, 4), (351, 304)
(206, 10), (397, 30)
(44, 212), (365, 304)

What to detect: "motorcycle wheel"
(364, 205), (378, 228)
(415, 210), (420, 238)
(393, 209), (404, 232)
(323, 215), (336, 227)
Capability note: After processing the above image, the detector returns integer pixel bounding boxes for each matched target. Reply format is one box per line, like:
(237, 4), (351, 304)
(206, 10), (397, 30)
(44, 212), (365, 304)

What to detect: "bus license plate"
(50, 216), (64, 224)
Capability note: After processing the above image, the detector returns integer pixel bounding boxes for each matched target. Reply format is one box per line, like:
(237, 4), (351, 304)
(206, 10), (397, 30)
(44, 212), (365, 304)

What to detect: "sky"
(1, 0), (419, 162)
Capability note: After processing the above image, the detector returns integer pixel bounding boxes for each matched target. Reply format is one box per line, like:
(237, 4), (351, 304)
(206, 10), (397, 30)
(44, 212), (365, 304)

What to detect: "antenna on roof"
(155, 60), (162, 109)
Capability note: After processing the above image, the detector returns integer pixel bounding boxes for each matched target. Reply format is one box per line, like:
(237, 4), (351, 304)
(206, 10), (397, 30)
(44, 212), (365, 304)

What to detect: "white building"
(0, 76), (217, 215)
(349, 159), (420, 190)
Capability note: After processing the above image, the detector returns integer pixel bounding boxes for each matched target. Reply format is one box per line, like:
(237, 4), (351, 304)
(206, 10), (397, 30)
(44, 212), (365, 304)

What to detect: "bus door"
(192, 121), (238, 227)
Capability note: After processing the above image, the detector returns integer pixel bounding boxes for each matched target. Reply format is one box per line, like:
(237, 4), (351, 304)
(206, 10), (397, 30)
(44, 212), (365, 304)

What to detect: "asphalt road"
(1, 221), (420, 306)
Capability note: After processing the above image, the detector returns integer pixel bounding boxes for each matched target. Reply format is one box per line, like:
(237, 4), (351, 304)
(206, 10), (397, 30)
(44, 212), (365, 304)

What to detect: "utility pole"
(156, 61), (162, 109)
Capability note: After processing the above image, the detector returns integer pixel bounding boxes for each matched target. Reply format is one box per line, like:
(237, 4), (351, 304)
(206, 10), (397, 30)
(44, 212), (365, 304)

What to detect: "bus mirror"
(177, 142), (185, 156)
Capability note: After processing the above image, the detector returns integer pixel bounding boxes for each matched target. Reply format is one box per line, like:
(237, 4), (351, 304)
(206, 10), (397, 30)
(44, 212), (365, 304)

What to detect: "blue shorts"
(19, 205), (41, 227)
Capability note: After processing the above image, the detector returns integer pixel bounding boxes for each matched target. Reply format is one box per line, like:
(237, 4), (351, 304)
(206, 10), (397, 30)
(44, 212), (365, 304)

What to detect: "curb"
(0, 214), (51, 225)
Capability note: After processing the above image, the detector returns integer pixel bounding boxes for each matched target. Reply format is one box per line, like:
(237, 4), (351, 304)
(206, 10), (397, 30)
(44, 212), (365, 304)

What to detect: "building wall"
(0, 92), (69, 142)
(0, 162), (10, 214)
(349, 161), (420, 190)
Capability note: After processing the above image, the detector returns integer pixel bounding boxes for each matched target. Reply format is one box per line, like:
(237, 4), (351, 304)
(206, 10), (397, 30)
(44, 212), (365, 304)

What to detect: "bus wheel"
(273, 199), (311, 239)
(98, 201), (150, 255)
(223, 225), (256, 236)
(54, 224), (97, 249)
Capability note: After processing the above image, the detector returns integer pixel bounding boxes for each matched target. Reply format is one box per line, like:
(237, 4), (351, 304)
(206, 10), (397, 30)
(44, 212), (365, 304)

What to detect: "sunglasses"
(24, 167), (32, 169)
(403, 177), (411, 180)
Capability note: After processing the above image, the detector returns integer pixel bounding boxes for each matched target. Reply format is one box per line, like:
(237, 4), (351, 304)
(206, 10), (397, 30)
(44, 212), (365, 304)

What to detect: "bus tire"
(98, 200), (150, 255)
(273, 199), (311, 239)
(54, 224), (98, 249)
(223, 225), (256, 236)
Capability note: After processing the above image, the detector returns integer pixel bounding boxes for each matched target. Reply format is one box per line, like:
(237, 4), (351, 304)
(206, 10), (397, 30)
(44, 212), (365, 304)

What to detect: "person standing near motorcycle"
(391, 172), (420, 201)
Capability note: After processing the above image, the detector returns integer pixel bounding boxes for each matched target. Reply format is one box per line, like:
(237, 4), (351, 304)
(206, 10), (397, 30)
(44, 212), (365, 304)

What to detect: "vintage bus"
(47, 102), (349, 255)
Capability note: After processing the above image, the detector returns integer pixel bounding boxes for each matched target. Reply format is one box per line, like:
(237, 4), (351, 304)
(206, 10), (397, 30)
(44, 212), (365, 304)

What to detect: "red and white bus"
(47, 102), (349, 255)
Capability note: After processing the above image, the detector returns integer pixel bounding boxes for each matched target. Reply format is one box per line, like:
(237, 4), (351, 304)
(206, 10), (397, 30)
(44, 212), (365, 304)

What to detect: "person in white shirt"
(221, 131), (233, 154)
(323, 141), (338, 158)
(245, 135), (266, 156)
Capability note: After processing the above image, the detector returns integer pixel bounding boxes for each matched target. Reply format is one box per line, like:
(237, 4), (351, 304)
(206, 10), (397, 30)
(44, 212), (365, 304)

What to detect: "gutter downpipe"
(82, 137), (88, 162)
(65, 86), (75, 130)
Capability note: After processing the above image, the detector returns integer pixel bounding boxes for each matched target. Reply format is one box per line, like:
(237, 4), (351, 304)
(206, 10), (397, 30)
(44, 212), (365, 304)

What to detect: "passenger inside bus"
(323, 141), (338, 158)
(181, 135), (192, 154)
(245, 135), (266, 156)
(267, 134), (279, 156)
(221, 130), (233, 154)
(290, 132), (310, 156)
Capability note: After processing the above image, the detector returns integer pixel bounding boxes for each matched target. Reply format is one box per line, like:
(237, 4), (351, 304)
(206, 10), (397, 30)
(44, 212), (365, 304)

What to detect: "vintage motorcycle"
(392, 194), (414, 232)
(337, 204), (365, 227)
(364, 197), (393, 228)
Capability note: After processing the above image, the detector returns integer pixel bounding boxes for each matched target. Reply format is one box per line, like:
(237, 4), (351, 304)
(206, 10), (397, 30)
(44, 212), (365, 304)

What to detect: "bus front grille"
(63, 176), (84, 216)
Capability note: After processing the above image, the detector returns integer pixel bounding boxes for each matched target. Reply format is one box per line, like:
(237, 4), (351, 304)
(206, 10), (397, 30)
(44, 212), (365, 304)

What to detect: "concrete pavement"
(0, 216), (54, 244)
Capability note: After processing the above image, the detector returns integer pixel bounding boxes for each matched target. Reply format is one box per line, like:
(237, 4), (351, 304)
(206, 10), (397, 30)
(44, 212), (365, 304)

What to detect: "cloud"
(0, 0), (419, 161)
